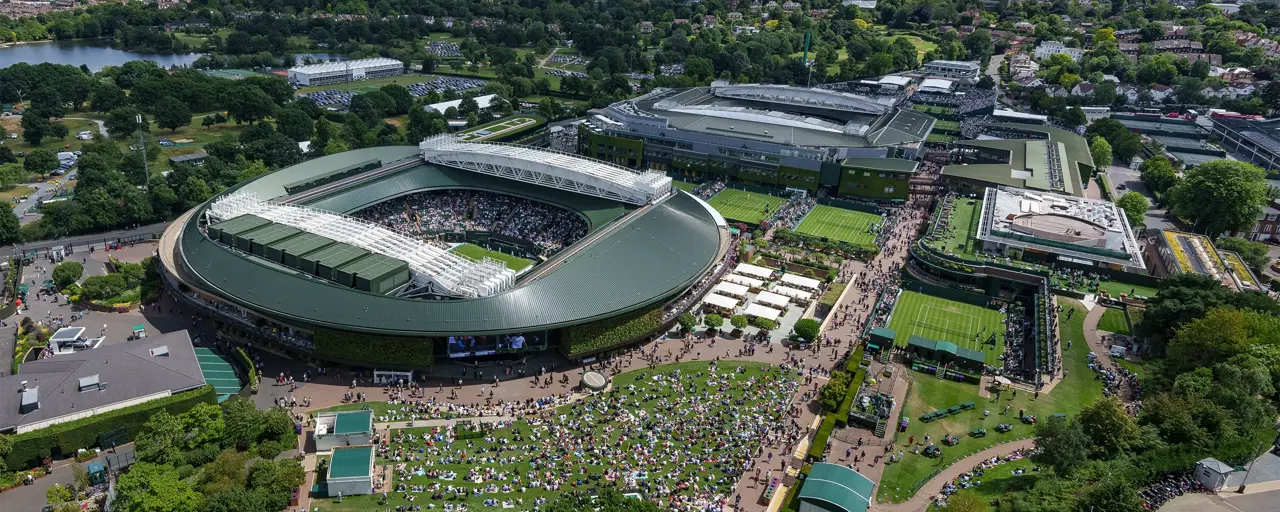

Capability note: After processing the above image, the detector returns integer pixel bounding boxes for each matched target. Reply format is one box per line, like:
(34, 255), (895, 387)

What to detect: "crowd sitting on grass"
(1087, 350), (1143, 414)
(353, 190), (588, 256)
(377, 362), (802, 511)
(938, 448), (1039, 505)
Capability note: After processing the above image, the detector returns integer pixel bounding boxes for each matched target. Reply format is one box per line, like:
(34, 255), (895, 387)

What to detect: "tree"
(1139, 155), (1179, 197)
(945, 489), (990, 512)
(704, 313), (724, 332)
(28, 87), (65, 119)
(181, 402), (226, 450)
(1170, 160), (1268, 238)
(90, 82), (128, 113)
(247, 459), (306, 506)
(1115, 192), (1149, 228)
(154, 96), (192, 132)
(730, 315), (749, 329)
(274, 108), (314, 143)
(0, 162), (24, 188)
(46, 483), (73, 505)
(135, 410), (186, 465)
(21, 115), (51, 145)
(1090, 136), (1113, 169)
(23, 149), (58, 177)
(0, 207), (19, 246)
(223, 85), (275, 124)
(105, 107), (147, 138)
(197, 449), (249, 496)
(754, 317), (778, 330)
(677, 312), (697, 332)
(1033, 415), (1089, 476)
(113, 463), (202, 512)
(976, 75), (995, 90)
(793, 318), (821, 341)
(1079, 472), (1144, 512)
(1063, 106), (1087, 127)
(1215, 237), (1270, 272)
(178, 176), (211, 210)
(221, 396), (264, 450)
(1077, 397), (1140, 457)
(237, 160), (270, 183)
(0, 146), (15, 165)
(52, 261), (83, 289)
(1168, 307), (1280, 372)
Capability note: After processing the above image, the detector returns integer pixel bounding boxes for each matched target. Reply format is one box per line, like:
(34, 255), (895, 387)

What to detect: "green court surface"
(886, 291), (1007, 366)
(795, 205), (881, 245)
(671, 179), (698, 193)
(707, 189), (787, 224)
(458, 115), (542, 141)
(451, 243), (535, 272)
(194, 348), (245, 402)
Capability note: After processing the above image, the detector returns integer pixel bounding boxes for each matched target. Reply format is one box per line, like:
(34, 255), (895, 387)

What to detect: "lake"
(0, 40), (203, 72)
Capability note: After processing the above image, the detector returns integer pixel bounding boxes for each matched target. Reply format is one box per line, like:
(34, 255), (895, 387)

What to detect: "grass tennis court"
(458, 115), (542, 141)
(933, 120), (960, 131)
(886, 290), (1007, 366)
(795, 205), (881, 245)
(671, 179), (698, 193)
(451, 243), (535, 272)
(913, 104), (954, 115)
(707, 188), (786, 224)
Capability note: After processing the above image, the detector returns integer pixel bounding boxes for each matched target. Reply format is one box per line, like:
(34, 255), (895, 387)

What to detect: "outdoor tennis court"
(707, 189), (786, 224)
(458, 116), (541, 141)
(795, 205), (881, 245)
(886, 291), (1007, 365)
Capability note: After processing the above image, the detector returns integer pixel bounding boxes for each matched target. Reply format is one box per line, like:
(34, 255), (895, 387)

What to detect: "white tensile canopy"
(702, 293), (740, 310)
(755, 291), (790, 308)
(735, 263), (775, 279)
(773, 285), (813, 301)
(723, 274), (764, 288)
(713, 282), (749, 298)
(780, 273), (822, 291)
(745, 303), (783, 321)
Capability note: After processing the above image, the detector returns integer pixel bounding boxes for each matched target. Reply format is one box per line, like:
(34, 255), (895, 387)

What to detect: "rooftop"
(977, 187), (1144, 268)
(1212, 117), (1280, 155)
(289, 57), (403, 75)
(1161, 230), (1235, 289)
(942, 124), (1094, 197)
(328, 445), (374, 479)
(333, 410), (373, 434)
(842, 157), (920, 173)
(0, 331), (206, 433)
(798, 463), (875, 512)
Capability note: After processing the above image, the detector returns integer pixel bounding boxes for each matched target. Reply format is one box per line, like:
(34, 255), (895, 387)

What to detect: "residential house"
(1115, 28), (1141, 42)
(1118, 85), (1141, 104)
(782, 1), (800, 10)
(1034, 40), (1085, 61)
(1009, 52), (1039, 76)
(1071, 83), (1096, 97)
(1118, 43), (1140, 55)
(1101, 74), (1120, 84)
(703, 15), (718, 27)
(1229, 83), (1257, 97)
(734, 26), (760, 36)
(1046, 85), (1069, 98)
(1150, 84), (1174, 102)
(637, 21), (655, 32)
(441, 17), (455, 28)
(727, 11), (743, 19)
(1183, 53), (1223, 66)
(1234, 205), (1280, 241)
(1014, 21), (1035, 33)
(1013, 75), (1043, 88)
(1212, 66), (1254, 83)
(808, 9), (830, 18)
(1203, 85), (1236, 100)
(673, 18), (690, 25)
(1153, 40), (1203, 53)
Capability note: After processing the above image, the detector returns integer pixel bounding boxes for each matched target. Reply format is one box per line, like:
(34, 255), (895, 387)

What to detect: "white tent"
(713, 282), (749, 298)
(735, 263), (775, 279)
(773, 285), (813, 302)
(755, 291), (790, 308)
(723, 274), (765, 289)
(781, 273), (822, 291)
(745, 303), (783, 321)
(702, 293), (740, 310)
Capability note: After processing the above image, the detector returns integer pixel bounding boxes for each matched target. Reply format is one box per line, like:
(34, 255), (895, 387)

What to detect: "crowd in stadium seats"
(909, 89), (996, 115)
(693, 180), (725, 201)
(997, 303), (1034, 382)
(353, 190), (588, 256)
(770, 196), (817, 230)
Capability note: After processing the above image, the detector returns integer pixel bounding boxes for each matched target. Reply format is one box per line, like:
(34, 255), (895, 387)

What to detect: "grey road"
(1, 222), (169, 256)
(1105, 164), (1179, 231)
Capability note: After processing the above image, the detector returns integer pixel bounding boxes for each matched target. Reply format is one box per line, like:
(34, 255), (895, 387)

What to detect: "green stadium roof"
(337, 254), (408, 283)
(242, 223), (302, 247)
(210, 214), (271, 236)
(941, 123), (1094, 197)
(269, 232), (334, 258)
(798, 463), (874, 512)
(332, 410), (373, 435)
(328, 446), (373, 479)
(305, 243), (370, 270)
(170, 147), (728, 336)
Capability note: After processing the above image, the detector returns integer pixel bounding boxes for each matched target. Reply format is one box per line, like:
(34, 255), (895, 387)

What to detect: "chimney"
(20, 381), (27, 391)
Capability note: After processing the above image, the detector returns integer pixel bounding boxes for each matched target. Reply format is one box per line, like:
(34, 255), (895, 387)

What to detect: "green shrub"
(254, 439), (294, 460)
(235, 348), (257, 390)
(754, 317), (778, 330)
(561, 303), (665, 358)
(5, 386), (217, 470)
(313, 329), (435, 369)
(51, 262), (83, 289)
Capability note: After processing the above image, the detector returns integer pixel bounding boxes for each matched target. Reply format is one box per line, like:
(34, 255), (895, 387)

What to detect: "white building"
(314, 410), (374, 451)
(923, 60), (981, 80)
(424, 94), (498, 116)
(1081, 106), (1111, 123)
(1034, 41), (1085, 62)
(287, 58), (405, 86)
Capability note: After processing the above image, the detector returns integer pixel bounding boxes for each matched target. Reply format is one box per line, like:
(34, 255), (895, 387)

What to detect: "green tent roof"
(907, 336), (935, 351)
(328, 446), (373, 479)
(798, 463), (874, 512)
(332, 410), (373, 435)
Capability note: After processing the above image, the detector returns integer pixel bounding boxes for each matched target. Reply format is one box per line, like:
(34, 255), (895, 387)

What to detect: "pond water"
(0, 40), (203, 72)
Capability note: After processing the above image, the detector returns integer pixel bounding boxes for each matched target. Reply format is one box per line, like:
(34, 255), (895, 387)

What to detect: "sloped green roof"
(799, 463), (874, 512)
(211, 214), (271, 236)
(841, 157), (920, 174)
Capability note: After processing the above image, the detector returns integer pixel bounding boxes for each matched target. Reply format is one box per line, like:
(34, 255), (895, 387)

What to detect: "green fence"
(901, 277), (1001, 308)
(817, 197), (882, 214)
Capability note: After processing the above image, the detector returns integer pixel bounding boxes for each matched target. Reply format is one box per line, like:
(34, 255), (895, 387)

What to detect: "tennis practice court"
(707, 189), (786, 224)
(886, 290), (1007, 365)
(796, 205), (881, 245)
(195, 347), (245, 402)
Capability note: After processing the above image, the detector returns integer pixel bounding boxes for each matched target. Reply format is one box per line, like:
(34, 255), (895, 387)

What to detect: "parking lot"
(296, 76), (488, 108)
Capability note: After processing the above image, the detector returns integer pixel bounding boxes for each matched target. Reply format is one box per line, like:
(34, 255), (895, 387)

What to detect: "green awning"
(132, 325), (146, 332)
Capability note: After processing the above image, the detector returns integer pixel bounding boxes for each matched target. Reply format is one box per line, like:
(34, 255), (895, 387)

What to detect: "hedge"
(561, 303), (665, 358)
(235, 347), (257, 391)
(819, 283), (846, 309)
(313, 329), (436, 369)
(808, 346), (866, 461)
(4, 385), (217, 470)
(772, 228), (879, 260)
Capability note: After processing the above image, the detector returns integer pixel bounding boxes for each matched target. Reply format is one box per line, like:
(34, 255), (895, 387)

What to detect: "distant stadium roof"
(798, 463), (875, 512)
(288, 57), (402, 75)
(879, 75), (912, 87)
(425, 94), (498, 116)
(842, 157), (920, 173)
(918, 78), (955, 93)
(942, 124), (1094, 197)
(709, 80), (891, 115)
(993, 109), (1048, 122)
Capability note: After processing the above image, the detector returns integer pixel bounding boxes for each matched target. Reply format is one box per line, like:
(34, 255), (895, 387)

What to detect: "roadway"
(1103, 164), (1178, 230)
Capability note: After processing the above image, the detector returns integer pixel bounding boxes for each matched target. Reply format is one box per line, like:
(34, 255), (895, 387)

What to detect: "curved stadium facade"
(159, 143), (730, 369)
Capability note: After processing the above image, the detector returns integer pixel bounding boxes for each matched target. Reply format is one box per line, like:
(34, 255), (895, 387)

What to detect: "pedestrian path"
(194, 347), (245, 402)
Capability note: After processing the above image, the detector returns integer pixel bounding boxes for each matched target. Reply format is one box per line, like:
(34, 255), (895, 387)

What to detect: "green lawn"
(1096, 281), (1159, 299)
(1097, 307), (1130, 335)
(885, 290), (1007, 366)
(0, 185), (36, 203)
(926, 133), (957, 143)
(706, 188), (786, 224)
(925, 196), (982, 258)
(933, 120), (960, 131)
(876, 298), (1103, 503)
(1, 117), (99, 158)
(457, 115), (542, 142)
(795, 205), (882, 246)
(313, 361), (795, 511)
(671, 179), (698, 193)
(451, 243), (535, 272)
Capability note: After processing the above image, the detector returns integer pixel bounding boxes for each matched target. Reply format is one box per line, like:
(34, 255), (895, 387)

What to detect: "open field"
(914, 104), (954, 115)
(0, 185), (36, 203)
(0, 117), (99, 157)
(876, 298), (1104, 503)
(458, 116), (541, 142)
(706, 188), (786, 224)
(885, 290), (1006, 366)
(795, 205), (881, 245)
(313, 361), (795, 512)
(1097, 307), (1130, 335)
(451, 243), (535, 272)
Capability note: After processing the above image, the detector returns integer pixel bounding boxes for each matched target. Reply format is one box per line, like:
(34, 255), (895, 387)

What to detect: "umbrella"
(994, 376), (1013, 386)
